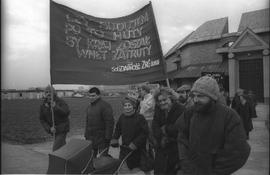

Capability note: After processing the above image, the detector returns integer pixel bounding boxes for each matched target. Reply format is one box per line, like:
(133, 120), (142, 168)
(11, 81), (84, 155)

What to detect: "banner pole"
(166, 78), (170, 88)
(49, 0), (56, 143)
(50, 85), (56, 141)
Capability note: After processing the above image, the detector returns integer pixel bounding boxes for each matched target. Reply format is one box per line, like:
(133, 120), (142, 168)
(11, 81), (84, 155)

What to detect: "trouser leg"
(52, 133), (67, 151)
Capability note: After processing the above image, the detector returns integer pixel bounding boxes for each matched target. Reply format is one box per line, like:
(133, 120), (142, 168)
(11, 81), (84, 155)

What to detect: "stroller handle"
(96, 147), (109, 158)
(113, 145), (134, 175)
(84, 145), (134, 175)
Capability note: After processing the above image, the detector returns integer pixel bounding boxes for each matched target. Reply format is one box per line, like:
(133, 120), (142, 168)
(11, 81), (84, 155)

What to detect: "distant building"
(1, 89), (44, 100)
(56, 90), (74, 98)
(1, 89), (75, 100)
(164, 8), (269, 103)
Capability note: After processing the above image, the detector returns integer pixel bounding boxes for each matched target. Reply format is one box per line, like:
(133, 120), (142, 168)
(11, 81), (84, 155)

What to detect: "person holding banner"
(84, 87), (114, 157)
(39, 85), (70, 151)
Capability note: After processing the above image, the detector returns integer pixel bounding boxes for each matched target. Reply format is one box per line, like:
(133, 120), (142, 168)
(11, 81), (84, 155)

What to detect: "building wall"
(166, 56), (178, 72)
(258, 32), (270, 44)
(181, 40), (223, 67)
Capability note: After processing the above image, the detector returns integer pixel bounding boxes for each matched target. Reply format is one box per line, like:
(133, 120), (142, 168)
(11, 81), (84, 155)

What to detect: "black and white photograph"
(1, 0), (269, 174)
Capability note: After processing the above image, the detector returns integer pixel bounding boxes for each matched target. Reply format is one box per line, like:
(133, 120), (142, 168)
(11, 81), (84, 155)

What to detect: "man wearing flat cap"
(176, 84), (193, 107)
(177, 76), (250, 175)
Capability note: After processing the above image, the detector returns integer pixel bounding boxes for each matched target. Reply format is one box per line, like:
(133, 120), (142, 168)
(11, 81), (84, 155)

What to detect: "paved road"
(1, 104), (269, 174)
(232, 104), (269, 175)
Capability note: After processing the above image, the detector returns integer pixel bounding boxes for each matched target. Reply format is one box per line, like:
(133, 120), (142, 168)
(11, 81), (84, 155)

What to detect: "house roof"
(184, 17), (228, 44)
(164, 17), (228, 58)
(164, 32), (194, 58)
(168, 62), (228, 79)
(238, 8), (269, 33)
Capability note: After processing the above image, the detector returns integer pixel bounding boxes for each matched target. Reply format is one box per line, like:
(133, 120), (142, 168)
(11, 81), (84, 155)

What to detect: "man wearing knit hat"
(177, 76), (250, 175)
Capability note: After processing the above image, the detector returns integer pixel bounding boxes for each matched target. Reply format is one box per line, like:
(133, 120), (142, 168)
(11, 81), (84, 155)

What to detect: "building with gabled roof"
(238, 8), (269, 33)
(164, 8), (269, 103)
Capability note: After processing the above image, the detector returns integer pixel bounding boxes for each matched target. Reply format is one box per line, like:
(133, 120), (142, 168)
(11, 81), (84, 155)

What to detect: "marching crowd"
(39, 75), (258, 175)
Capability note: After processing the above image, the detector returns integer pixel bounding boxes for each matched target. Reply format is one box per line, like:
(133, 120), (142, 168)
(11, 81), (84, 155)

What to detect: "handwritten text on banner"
(50, 1), (166, 85)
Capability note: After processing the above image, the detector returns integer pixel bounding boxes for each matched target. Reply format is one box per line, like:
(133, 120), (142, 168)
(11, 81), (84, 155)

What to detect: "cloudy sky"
(1, 0), (269, 90)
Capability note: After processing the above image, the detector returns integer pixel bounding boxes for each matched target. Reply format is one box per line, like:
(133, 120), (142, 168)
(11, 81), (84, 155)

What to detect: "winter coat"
(178, 103), (250, 175)
(84, 98), (114, 149)
(237, 102), (254, 135)
(152, 102), (185, 174)
(231, 95), (241, 111)
(247, 94), (258, 118)
(39, 96), (70, 135)
(112, 113), (149, 170)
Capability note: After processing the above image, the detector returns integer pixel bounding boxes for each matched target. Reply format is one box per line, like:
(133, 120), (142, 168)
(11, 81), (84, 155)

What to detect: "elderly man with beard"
(177, 76), (250, 175)
(152, 87), (185, 175)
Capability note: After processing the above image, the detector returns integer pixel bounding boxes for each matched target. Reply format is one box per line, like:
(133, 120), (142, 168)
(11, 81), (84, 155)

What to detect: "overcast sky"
(1, 0), (269, 90)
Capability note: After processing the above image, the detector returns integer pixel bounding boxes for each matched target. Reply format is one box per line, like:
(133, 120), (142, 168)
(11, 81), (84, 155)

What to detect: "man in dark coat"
(177, 76), (250, 175)
(247, 90), (258, 118)
(152, 87), (185, 175)
(231, 88), (243, 110)
(84, 87), (114, 157)
(40, 85), (70, 151)
(111, 95), (149, 171)
(237, 92), (254, 139)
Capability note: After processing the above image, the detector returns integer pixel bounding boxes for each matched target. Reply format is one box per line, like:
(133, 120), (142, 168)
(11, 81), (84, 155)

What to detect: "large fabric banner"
(50, 1), (166, 85)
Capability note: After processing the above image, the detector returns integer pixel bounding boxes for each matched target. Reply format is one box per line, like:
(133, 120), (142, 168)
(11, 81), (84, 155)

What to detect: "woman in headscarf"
(110, 94), (149, 171)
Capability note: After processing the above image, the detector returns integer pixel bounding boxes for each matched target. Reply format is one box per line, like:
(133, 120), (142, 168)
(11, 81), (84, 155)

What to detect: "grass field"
(1, 97), (123, 144)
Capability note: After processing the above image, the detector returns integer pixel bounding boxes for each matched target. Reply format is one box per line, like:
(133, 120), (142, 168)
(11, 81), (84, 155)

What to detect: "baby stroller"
(47, 139), (133, 174)
(83, 145), (133, 174)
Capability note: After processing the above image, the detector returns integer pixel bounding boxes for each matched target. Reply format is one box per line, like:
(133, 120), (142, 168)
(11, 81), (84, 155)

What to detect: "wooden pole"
(49, 1), (55, 143)
(166, 78), (170, 88)
(50, 85), (56, 140)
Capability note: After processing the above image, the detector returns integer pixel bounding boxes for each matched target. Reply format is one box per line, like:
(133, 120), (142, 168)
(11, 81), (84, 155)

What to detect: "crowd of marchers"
(39, 75), (257, 175)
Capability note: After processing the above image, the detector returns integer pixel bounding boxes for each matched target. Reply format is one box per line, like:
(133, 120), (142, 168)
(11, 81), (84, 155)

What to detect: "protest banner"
(50, 1), (166, 85)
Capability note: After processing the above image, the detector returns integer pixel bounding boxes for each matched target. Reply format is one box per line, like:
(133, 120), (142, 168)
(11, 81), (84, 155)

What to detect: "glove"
(161, 136), (168, 148)
(110, 139), (119, 147)
(50, 127), (56, 134)
(128, 142), (137, 150)
(161, 125), (167, 135)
